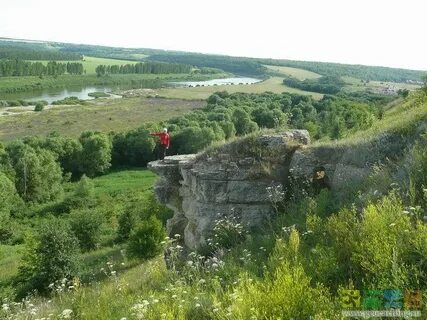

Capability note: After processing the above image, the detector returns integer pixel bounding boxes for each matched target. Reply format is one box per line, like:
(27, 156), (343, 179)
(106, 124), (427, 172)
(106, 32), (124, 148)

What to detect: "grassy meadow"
(264, 65), (321, 80)
(156, 76), (324, 100)
(0, 97), (205, 141)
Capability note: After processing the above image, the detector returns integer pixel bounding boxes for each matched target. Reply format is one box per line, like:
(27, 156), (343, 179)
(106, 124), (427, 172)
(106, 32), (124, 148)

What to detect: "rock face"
(149, 127), (422, 251)
(148, 130), (311, 250)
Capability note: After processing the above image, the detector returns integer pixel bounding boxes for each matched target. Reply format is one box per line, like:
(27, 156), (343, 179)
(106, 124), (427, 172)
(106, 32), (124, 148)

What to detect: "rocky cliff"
(148, 129), (398, 250)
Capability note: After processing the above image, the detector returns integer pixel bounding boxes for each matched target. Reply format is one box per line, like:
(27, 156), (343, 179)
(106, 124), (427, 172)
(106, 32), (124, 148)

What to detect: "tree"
(6, 142), (63, 203)
(232, 109), (259, 135)
(0, 172), (21, 243)
(17, 219), (80, 296)
(79, 131), (112, 177)
(70, 209), (104, 251)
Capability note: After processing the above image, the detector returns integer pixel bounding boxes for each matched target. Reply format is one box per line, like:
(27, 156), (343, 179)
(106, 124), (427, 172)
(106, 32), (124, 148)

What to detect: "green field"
(341, 76), (421, 93)
(30, 56), (142, 75)
(265, 65), (321, 80)
(156, 77), (324, 100)
(92, 169), (157, 195)
(0, 97), (205, 141)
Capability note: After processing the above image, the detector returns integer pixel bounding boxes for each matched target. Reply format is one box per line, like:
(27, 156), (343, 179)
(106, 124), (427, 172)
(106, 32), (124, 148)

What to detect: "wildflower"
(59, 309), (73, 319)
(2, 303), (9, 311)
(152, 299), (159, 304)
(389, 223), (396, 227)
(186, 261), (193, 267)
(198, 279), (206, 284)
(195, 303), (201, 308)
(172, 295), (178, 299)
(213, 308), (219, 312)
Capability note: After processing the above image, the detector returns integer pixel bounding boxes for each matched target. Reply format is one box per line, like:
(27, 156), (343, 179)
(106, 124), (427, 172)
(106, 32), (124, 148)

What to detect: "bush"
(16, 219), (80, 296)
(116, 210), (136, 243)
(34, 103), (44, 111)
(60, 175), (96, 213)
(69, 209), (104, 251)
(230, 262), (337, 319)
(127, 216), (165, 259)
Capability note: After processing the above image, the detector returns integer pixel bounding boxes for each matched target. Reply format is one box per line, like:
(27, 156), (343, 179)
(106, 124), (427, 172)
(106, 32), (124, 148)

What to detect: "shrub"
(127, 216), (165, 259)
(34, 103), (44, 111)
(230, 262), (337, 319)
(60, 174), (96, 213)
(16, 219), (80, 296)
(116, 210), (136, 243)
(69, 209), (104, 251)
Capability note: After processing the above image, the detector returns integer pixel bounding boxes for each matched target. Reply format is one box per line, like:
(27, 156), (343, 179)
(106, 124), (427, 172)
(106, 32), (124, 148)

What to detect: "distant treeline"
(147, 53), (266, 77)
(95, 62), (191, 76)
(260, 59), (425, 82)
(0, 40), (82, 60)
(0, 59), (84, 77)
(283, 76), (346, 94)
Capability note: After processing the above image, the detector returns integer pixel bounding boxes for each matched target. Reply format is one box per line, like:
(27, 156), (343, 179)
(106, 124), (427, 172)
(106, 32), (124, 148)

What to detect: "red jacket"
(150, 132), (170, 148)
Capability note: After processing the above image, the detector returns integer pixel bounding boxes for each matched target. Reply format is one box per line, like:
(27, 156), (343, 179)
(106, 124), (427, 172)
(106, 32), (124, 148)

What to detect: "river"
(0, 77), (262, 103)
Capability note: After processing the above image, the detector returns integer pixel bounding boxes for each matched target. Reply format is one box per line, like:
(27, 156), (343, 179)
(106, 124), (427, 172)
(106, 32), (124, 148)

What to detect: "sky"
(1, 0), (426, 70)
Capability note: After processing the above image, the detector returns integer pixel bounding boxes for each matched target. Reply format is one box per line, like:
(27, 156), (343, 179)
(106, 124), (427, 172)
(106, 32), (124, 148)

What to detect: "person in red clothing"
(150, 128), (170, 160)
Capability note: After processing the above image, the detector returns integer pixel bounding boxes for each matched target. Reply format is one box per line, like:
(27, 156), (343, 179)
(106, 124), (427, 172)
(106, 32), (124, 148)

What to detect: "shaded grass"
(156, 77), (323, 100)
(0, 97), (205, 141)
(0, 245), (22, 286)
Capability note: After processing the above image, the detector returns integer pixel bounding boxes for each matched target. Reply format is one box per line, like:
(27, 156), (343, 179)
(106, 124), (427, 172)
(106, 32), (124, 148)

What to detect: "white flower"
(2, 303), (9, 311)
(195, 303), (201, 308)
(60, 309), (73, 319)
(186, 261), (193, 266)
(198, 279), (206, 284)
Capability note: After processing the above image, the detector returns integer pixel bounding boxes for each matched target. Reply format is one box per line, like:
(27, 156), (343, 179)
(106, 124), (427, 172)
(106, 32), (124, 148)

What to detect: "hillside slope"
(3, 91), (426, 319)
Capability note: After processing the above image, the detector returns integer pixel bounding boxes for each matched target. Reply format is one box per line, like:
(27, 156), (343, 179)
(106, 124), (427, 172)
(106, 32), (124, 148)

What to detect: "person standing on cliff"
(150, 128), (170, 160)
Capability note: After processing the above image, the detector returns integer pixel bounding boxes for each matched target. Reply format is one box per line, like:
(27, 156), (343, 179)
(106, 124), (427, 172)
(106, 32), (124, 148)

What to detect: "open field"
(264, 65), (321, 80)
(342, 76), (421, 93)
(155, 77), (324, 100)
(92, 169), (157, 196)
(29, 56), (142, 75)
(0, 97), (205, 141)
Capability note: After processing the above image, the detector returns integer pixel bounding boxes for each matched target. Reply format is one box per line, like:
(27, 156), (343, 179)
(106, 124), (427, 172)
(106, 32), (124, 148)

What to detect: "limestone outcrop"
(148, 130), (311, 250)
(148, 127), (423, 251)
